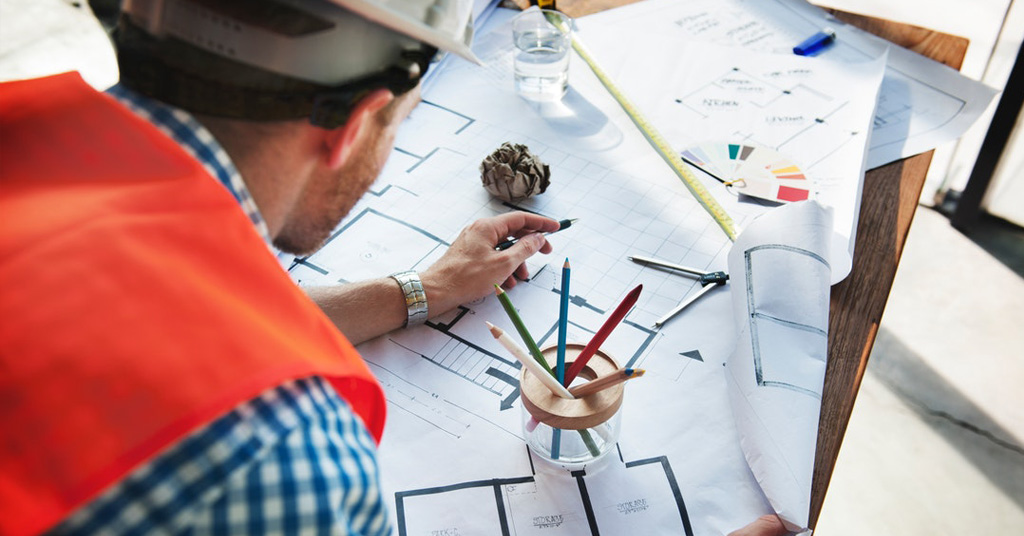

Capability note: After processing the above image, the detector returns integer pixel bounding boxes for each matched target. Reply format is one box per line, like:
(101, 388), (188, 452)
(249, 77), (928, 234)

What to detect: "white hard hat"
(121, 0), (482, 86)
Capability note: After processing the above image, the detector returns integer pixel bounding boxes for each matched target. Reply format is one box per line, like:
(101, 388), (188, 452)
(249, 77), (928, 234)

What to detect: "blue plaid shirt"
(49, 87), (391, 535)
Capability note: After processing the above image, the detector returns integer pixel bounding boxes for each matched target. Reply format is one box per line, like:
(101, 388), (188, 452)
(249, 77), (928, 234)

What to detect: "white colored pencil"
(486, 322), (574, 399)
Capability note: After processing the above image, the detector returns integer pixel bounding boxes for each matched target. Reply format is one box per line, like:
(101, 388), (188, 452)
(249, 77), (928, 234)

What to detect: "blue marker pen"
(793, 28), (836, 56)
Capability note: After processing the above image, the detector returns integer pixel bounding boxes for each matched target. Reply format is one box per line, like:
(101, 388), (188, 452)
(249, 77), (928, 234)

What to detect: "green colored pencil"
(494, 285), (600, 457)
(494, 285), (553, 374)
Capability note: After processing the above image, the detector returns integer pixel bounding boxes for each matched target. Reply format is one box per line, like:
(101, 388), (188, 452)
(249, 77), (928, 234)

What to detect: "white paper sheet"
(578, 0), (997, 170)
(725, 201), (834, 532)
(286, 8), (777, 534)
(283, 6), (845, 534)
(574, 25), (884, 280)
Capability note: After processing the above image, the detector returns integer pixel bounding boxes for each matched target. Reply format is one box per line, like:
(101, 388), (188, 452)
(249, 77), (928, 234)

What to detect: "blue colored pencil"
(556, 258), (570, 384)
(553, 258), (570, 459)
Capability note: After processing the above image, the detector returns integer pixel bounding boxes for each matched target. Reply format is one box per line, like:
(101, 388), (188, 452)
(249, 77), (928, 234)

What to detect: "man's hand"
(307, 212), (559, 345)
(728, 515), (789, 536)
(421, 212), (561, 316)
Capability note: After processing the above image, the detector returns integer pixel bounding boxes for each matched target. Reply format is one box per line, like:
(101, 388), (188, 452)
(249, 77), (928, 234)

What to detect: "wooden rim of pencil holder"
(520, 343), (624, 430)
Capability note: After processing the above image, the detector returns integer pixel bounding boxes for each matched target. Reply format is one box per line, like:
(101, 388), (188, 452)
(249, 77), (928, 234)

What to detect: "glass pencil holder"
(520, 343), (624, 471)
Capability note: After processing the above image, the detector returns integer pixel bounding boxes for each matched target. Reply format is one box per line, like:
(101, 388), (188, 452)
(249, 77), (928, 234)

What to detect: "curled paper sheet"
(480, 142), (551, 202)
(725, 201), (834, 532)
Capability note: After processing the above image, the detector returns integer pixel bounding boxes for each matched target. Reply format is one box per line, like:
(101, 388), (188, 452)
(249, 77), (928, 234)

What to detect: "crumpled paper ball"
(480, 142), (550, 203)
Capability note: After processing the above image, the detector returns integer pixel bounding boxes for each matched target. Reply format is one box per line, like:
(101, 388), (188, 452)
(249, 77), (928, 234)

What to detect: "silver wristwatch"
(389, 270), (428, 327)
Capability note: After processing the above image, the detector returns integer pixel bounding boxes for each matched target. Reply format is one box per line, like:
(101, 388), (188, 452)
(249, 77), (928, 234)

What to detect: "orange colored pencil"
(568, 367), (645, 398)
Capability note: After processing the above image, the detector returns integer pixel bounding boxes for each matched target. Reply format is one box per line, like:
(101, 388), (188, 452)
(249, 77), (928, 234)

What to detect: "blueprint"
(726, 201), (834, 531)
(574, 32), (884, 280)
(286, 10), (774, 533)
(288, 94), (770, 533)
(281, 4), (871, 534)
(579, 0), (996, 170)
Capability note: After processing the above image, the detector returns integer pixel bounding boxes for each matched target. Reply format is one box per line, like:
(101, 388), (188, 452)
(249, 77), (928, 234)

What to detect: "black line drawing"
(744, 244), (830, 398)
(283, 82), (742, 533)
(675, 65), (861, 170)
(394, 447), (694, 536)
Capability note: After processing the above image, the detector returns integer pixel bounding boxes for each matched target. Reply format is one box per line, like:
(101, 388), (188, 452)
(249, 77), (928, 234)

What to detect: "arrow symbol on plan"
(501, 388), (520, 411)
(680, 350), (704, 362)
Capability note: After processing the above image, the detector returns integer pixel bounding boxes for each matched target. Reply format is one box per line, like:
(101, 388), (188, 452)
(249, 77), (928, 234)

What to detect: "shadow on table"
(524, 86), (624, 152)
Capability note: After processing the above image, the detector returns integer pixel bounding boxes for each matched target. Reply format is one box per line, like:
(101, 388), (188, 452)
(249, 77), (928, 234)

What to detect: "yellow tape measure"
(558, 21), (738, 241)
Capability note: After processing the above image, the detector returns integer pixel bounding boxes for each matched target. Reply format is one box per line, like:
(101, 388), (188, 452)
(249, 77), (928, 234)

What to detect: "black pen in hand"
(495, 218), (578, 250)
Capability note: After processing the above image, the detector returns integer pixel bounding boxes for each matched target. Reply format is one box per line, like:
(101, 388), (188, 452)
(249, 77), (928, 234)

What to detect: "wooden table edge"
(812, 8), (968, 528)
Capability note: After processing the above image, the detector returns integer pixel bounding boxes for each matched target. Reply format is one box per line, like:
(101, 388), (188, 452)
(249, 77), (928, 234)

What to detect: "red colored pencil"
(563, 284), (642, 386)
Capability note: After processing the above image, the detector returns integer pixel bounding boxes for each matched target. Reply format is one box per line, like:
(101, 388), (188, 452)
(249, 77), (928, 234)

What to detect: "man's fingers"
(493, 212), (560, 237)
(513, 263), (530, 281)
(499, 232), (542, 258)
(537, 240), (553, 255)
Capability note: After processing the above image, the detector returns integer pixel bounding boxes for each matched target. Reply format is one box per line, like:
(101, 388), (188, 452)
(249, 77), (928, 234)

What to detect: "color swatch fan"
(681, 143), (814, 203)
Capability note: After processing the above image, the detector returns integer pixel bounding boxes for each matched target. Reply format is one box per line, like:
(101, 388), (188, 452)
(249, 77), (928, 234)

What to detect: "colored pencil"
(494, 285), (553, 374)
(487, 322), (574, 399)
(563, 284), (642, 386)
(556, 258), (570, 385)
(568, 368), (645, 398)
(554, 258), (571, 461)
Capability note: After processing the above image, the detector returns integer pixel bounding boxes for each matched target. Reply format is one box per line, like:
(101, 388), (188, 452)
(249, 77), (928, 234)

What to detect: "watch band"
(390, 270), (428, 327)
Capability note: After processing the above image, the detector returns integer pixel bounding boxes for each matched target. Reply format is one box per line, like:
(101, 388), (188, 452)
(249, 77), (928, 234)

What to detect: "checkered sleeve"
(50, 377), (391, 536)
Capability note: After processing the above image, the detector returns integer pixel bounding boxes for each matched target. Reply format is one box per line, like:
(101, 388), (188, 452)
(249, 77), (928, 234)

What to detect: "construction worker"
(0, 0), (786, 534)
(1, 0), (560, 533)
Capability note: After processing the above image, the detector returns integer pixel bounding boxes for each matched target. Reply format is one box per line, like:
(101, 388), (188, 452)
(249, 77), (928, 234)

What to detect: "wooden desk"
(513, 0), (968, 528)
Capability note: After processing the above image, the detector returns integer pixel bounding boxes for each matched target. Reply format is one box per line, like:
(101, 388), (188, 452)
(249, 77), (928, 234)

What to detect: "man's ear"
(324, 89), (394, 170)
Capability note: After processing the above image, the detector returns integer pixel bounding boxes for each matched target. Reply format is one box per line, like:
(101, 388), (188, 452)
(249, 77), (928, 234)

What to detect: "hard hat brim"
(329, 0), (483, 65)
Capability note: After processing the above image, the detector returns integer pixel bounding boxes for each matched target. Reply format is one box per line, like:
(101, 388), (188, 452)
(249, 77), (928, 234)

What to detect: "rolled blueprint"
(725, 201), (834, 532)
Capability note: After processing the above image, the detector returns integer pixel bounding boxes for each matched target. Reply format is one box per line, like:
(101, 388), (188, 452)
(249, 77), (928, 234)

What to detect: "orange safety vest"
(0, 72), (386, 536)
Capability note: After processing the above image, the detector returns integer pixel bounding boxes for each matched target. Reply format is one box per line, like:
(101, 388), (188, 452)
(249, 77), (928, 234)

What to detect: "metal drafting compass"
(628, 254), (729, 328)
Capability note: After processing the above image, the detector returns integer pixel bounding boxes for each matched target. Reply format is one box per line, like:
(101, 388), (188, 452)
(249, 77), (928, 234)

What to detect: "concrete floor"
(814, 207), (1024, 534)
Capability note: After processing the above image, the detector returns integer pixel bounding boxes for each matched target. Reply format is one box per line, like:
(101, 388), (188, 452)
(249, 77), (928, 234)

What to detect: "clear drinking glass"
(512, 9), (574, 101)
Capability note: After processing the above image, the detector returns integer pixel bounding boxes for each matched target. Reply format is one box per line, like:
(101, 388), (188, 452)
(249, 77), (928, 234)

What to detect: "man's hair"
(114, 0), (434, 128)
